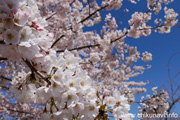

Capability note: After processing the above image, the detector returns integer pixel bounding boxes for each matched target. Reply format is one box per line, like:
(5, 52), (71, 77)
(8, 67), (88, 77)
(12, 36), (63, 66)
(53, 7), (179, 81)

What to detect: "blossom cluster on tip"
(0, 0), (52, 61)
(127, 0), (178, 38)
(138, 87), (169, 117)
(158, 6), (178, 33)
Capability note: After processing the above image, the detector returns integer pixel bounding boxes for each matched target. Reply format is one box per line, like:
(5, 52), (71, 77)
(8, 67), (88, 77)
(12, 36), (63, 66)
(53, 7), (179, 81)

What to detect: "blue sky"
(83, 0), (180, 119)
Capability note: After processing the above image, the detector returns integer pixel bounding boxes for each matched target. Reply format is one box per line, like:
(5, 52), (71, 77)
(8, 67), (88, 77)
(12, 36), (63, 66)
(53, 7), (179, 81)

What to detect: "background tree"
(162, 53), (180, 120)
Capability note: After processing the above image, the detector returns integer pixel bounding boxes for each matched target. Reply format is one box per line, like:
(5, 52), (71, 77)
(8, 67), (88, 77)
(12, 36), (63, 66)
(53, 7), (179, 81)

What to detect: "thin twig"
(51, 35), (65, 48)
(5, 107), (35, 116)
(79, 4), (108, 23)
(167, 52), (180, 100)
(0, 76), (11, 81)
(56, 43), (100, 53)
(167, 98), (180, 114)
(70, 0), (75, 6)
(23, 59), (51, 85)
(0, 86), (9, 90)
(45, 12), (57, 20)
(173, 86), (180, 97)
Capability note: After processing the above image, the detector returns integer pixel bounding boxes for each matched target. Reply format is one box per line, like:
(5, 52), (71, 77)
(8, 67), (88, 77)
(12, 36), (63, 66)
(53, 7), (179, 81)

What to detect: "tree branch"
(0, 57), (7, 60)
(23, 59), (51, 85)
(56, 43), (100, 53)
(79, 4), (108, 23)
(0, 86), (9, 90)
(167, 98), (180, 114)
(70, 0), (75, 6)
(0, 76), (11, 81)
(0, 41), (5, 44)
(45, 12), (57, 20)
(51, 35), (65, 48)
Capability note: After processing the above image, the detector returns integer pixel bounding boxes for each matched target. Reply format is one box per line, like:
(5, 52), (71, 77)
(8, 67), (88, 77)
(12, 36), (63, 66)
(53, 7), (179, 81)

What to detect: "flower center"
(7, 34), (13, 40)
(14, 18), (19, 24)
(67, 95), (72, 100)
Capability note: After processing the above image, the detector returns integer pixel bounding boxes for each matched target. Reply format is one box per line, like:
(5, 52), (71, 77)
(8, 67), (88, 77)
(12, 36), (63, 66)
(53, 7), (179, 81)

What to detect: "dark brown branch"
(51, 35), (65, 48)
(70, 0), (75, 6)
(6, 108), (33, 115)
(0, 106), (40, 119)
(145, 2), (158, 14)
(45, 12), (57, 20)
(111, 29), (129, 43)
(0, 76), (11, 81)
(0, 57), (7, 60)
(0, 41), (5, 44)
(0, 86), (9, 90)
(117, 10), (127, 24)
(139, 24), (163, 31)
(56, 43), (100, 53)
(88, 0), (91, 15)
(0, 105), (42, 119)
(79, 4), (108, 23)
(23, 59), (51, 85)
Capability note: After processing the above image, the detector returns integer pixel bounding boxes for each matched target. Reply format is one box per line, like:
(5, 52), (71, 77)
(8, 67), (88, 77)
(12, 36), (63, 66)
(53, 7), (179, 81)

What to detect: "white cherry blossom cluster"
(138, 87), (169, 118)
(142, 51), (152, 62)
(0, 0), (52, 61)
(127, 12), (152, 38)
(158, 6), (178, 33)
(9, 50), (133, 120)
